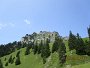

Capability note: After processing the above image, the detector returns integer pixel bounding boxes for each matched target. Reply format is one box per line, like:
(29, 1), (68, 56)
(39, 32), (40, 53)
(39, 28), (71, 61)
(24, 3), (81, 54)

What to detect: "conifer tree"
(58, 38), (66, 65)
(5, 62), (8, 66)
(25, 45), (31, 55)
(15, 56), (21, 65)
(68, 31), (77, 50)
(16, 51), (20, 57)
(0, 59), (3, 68)
(45, 38), (51, 57)
(76, 33), (86, 55)
(38, 40), (43, 54)
(15, 50), (21, 65)
(87, 26), (90, 40)
(52, 37), (60, 53)
(33, 41), (38, 54)
(85, 40), (90, 56)
(8, 55), (13, 63)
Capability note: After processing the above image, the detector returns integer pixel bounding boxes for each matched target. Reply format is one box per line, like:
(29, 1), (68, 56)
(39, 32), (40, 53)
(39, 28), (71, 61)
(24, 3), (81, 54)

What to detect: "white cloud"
(0, 23), (15, 30)
(0, 23), (7, 29)
(24, 19), (30, 25)
(9, 23), (15, 27)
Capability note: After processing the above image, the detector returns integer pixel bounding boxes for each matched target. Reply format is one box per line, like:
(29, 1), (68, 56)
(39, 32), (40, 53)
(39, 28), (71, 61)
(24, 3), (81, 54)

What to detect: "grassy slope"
(1, 48), (44, 68)
(1, 37), (90, 68)
(1, 47), (59, 68)
(66, 38), (90, 68)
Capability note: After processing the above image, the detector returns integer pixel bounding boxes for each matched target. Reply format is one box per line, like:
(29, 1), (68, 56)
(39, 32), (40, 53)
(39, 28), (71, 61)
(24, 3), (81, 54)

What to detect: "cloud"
(24, 19), (30, 25)
(9, 23), (15, 27)
(0, 23), (15, 30)
(0, 23), (7, 29)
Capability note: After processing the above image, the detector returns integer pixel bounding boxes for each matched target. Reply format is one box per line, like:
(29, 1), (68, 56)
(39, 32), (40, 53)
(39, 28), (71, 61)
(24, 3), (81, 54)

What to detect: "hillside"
(0, 37), (90, 68)
(1, 47), (60, 68)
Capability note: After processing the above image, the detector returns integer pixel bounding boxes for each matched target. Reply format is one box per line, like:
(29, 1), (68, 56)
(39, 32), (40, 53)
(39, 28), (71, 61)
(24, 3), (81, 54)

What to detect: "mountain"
(0, 31), (90, 68)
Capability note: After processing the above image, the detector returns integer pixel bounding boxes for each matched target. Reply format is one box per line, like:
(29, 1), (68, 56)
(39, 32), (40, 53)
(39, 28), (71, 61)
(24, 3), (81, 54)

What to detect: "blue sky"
(0, 0), (90, 44)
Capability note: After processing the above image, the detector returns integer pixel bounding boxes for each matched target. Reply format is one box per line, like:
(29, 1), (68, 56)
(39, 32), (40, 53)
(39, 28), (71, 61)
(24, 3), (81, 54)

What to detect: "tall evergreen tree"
(87, 26), (90, 40)
(85, 41), (90, 56)
(16, 51), (20, 57)
(33, 41), (38, 54)
(45, 38), (51, 57)
(76, 33), (86, 55)
(52, 37), (60, 53)
(8, 55), (13, 63)
(15, 56), (21, 65)
(68, 31), (77, 50)
(0, 59), (3, 68)
(41, 38), (51, 64)
(5, 62), (8, 66)
(38, 40), (43, 54)
(25, 44), (31, 55)
(58, 38), (66, 65)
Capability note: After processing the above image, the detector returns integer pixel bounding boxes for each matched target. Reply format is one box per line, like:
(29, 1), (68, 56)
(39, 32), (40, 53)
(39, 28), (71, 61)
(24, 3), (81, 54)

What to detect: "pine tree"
(76, 33), (86, 55)
(8, 55), (13, 63)
(58, 38), (66, 65)
(0, 59), (3, 68)
(15, 56), (21, 65)
(43, 57), (46, 64)
(4, 57), (6, 61)
(45, 38), (51, 57)
(5, 62), (8, 66)
(38, 40), (43, 54)
(52, 37), (60, 53)
(68, 31), (77, 50)
(87, 26), (90, 40)
(25, 45), (31, 55)
(85, 41), (90, 56)
(33, 41), (38, 54)
(16, 51), (20, 57)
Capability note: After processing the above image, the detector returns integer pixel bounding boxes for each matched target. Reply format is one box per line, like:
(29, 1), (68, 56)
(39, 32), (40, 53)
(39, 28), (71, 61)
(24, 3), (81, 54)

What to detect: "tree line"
(68, 26), (90, 55)
(0, 26), (90, 68)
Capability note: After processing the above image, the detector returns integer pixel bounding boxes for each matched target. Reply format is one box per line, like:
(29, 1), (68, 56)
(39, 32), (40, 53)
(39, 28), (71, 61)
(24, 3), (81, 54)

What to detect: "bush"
(5, 62), (8, 66)
(15, 56), (21, 65)
(0, 59), (3, 68)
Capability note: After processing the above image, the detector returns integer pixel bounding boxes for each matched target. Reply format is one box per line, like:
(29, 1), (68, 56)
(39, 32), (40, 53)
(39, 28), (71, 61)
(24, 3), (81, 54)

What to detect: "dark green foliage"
(25, 45), (31, 55)
(43, 57), (46, 64)
(38, 40), (43, 54)
(13, 57), (15, 60)
(33, 41), (38, 54)
(41, 40), (50, 58)
(15, 50), (21, 65)
(41, 38), (51, 64)
(16, 51), (20, 57)
(17, 42), (22, 50)
(87, 26), (90, 40)
(8, 55), (13, 63)
(45, 38), (51, 57)
(58, 38), (66, 65)
(5, 62), (8, 66)
(0, 42), (16, 57)
(68, 31), (77, 51)
(4, 57), (6, 61)
(0, 59), (3, 68)
(76, 33), (86, 55)
(52, 37), (61, 53)
(22, 43), (27, 48)
(8, 55), (14, 64)
(85, 41), (90, 56)
(15, 56), (21, 65)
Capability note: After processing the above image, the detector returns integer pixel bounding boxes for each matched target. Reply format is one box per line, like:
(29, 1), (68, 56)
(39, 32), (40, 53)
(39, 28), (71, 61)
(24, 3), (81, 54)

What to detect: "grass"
(1, 48), (44, 68)
(1, 37), (90, 68)
(0, 47), (60, 68)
